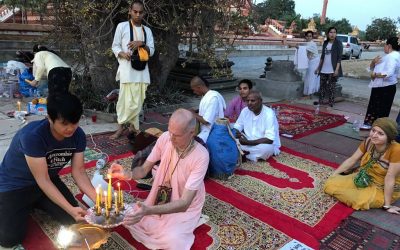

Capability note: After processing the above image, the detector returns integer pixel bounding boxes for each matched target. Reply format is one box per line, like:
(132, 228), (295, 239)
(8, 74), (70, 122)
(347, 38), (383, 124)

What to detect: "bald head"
(248, 90), (262, 101)
(170, 108), (196, 132)
(190, 76), (208, 88)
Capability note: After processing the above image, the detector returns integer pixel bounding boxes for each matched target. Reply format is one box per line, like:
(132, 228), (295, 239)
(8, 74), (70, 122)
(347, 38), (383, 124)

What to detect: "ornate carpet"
(271, 104), (347, 139)
(23, 147), (353, 249)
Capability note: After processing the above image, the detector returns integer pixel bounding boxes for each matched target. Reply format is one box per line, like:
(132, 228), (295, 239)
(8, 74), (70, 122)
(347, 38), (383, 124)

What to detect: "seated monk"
(233, 90), (280, 162)
(324, 118), (400, 214)
(190, 76), (226, 143)
(224, 79), (253, 122)
(108, 109), (209, 249)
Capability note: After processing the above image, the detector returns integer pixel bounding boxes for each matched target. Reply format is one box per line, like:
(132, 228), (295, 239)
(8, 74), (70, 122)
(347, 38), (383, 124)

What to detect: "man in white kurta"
(190, 76), (226, 143)
(234, 91), (281, 162)
(111, 1), (155, 139)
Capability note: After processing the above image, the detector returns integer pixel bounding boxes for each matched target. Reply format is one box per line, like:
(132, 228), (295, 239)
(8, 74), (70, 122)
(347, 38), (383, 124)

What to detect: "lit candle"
(95, 186), (100, 214)
(121, 191), (124, 210)
(104, 191), (109, 218)
(99, 186), (103, 207)
(114, 192), (119, 215)
(107, 174), (112, 209)
(118, 182), (121, 206)
(17, 101), (21, 111)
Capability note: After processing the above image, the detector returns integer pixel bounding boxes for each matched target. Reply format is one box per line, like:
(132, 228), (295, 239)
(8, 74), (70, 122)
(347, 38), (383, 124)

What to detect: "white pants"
(240, 144), (277, 162)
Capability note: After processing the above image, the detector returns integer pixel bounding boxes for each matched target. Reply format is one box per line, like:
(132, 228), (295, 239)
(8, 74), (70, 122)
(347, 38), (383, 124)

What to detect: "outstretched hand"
(108, 163), (131, 180)
(69, 206), (87, 222)
(123, 201), (149, 225)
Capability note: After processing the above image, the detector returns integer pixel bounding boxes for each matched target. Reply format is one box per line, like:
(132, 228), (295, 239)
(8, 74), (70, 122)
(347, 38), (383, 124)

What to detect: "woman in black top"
(315, 27), (343, 107)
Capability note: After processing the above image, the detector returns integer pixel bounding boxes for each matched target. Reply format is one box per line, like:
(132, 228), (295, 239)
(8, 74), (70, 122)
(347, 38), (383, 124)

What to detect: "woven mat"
(272, 103), (347, 139)
(320, 217), (400, 250)
(86, 131), (132, 156)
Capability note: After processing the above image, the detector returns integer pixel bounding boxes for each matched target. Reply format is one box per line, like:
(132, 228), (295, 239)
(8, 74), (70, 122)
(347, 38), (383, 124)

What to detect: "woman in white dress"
(303, 31), (320, 98)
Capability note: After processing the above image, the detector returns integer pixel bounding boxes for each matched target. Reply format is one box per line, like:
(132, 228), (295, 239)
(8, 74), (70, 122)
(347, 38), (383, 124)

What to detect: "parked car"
(336, 34), (362, 59)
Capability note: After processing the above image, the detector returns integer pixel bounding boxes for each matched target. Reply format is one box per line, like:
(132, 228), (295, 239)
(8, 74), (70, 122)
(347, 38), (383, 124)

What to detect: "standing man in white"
(111, 0), (155, 139)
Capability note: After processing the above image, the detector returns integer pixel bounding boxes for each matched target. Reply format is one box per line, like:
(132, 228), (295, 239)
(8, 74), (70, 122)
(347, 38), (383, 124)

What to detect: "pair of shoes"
(359, 124), (372, 130)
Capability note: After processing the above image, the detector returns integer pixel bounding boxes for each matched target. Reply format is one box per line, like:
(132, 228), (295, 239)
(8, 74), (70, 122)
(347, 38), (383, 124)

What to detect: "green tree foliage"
(253, 0), (295, 24)
(365, 17), (398, 41)
(3, 0), (248, 109)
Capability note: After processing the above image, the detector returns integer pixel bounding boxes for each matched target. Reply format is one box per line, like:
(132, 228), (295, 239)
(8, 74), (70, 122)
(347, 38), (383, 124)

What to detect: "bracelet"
(382, 205), (391, 210)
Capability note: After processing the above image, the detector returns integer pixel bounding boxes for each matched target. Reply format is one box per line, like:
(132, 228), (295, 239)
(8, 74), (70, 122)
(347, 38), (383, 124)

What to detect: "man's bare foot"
(128, 124), (140, 135)
(110, 126), (125, 139)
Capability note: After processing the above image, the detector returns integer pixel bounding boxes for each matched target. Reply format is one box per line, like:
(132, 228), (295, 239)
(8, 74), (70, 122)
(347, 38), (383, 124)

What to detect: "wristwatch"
(382, 205), (391, 210)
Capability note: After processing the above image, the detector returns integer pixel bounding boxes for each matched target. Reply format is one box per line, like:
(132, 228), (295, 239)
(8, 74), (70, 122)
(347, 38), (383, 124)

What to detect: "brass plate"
(68, 224), (110, 249)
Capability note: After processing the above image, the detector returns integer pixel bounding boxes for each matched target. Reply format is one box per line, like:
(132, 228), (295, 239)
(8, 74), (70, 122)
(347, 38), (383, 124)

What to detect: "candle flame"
(118, 182), (120, 187)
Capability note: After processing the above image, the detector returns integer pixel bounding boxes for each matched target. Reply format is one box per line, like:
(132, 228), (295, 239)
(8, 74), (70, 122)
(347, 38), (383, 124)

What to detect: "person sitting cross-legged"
(190, 76), (226, 143)
(233, 90), (281, 162)
(0, 93), (96, 249)
(324, 117), (400, 213)
(108, 108), (209, 250)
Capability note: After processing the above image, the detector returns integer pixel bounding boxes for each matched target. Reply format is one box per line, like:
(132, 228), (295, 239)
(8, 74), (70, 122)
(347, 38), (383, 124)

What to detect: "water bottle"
(315, 104), (320, 115)
(96, 158), (106, 169)
(353, 120), (360, 132)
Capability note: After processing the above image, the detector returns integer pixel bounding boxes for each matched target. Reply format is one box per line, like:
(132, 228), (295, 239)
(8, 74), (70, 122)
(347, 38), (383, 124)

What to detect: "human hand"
(123, 202), (149, 225)
(118, 52), (131, 60)
(238, 134), (249, 145)
(333, 69), (339, 77)
(28, 79), (38, 87)
(128, 41), (143, 50)
(372, 55), (382, 66)
(69, 206), (87, 222)
(314, 69), (319, 75)
(108, 163), (131, 180)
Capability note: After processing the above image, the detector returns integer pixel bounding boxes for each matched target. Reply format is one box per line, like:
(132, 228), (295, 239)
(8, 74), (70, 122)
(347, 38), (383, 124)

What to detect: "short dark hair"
(33, 44), (58, 55)
(386, 37), (400, 51)
(197, 75), (210, 87)
(305, 31), (313, 37)
(130, 0), (144, 8)
(47, 93), (83, 124)
(238, 79), (253, 89)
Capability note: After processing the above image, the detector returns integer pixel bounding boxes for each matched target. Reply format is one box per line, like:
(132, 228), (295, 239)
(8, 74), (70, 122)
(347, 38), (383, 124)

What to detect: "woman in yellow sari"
(324, 117), (400, 214)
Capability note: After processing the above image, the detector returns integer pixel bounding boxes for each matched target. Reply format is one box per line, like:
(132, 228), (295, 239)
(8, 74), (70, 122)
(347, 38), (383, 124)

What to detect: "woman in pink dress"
(224, 79), (253, 122)
(109, 109), (209, 250)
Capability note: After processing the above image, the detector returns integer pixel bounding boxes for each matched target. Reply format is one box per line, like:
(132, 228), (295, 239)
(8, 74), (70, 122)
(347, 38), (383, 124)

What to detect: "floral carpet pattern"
(271, 104), (347, 139)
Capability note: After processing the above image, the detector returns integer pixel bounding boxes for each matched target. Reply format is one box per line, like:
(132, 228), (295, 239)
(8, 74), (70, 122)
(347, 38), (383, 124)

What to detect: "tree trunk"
(149, 31), (181, 89)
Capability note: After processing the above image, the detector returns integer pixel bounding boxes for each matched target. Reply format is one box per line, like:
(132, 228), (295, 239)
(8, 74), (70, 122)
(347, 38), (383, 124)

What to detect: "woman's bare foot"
(110, 125), (125, 139)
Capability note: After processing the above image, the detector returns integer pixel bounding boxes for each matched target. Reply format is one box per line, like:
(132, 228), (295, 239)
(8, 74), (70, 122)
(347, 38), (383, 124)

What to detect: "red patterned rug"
(23, 147), (353, 249)
(86, 131), (133, 157)
(271, 104), (347, 139)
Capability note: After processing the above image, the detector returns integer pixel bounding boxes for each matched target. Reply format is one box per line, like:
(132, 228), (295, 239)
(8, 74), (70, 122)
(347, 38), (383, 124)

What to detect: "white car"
(337, 34), (362, 59)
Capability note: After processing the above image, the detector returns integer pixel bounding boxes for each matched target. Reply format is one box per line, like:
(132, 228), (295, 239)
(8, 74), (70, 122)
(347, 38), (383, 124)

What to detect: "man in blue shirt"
(0, 93), (97, 249)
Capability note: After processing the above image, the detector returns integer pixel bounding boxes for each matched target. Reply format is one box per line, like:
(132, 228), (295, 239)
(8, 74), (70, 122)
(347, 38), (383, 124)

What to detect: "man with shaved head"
(109, 108), (209, 249)
(233, 90), (281, 161)
(190, 76), (226, 143)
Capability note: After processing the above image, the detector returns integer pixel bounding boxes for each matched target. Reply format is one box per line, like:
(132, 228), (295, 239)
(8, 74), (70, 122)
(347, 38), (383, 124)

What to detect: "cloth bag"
(129, 21), (148, 71)
(206, 118), (242, 180)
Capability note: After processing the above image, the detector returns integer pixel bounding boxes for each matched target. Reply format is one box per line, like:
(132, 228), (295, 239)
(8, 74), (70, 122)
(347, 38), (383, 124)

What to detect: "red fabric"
(272, 103), (347, 139)
(23, 217), (56, 250)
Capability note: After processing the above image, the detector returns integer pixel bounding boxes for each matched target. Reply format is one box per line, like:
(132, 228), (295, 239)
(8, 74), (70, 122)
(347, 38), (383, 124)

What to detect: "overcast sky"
(255, 0), (399, 31)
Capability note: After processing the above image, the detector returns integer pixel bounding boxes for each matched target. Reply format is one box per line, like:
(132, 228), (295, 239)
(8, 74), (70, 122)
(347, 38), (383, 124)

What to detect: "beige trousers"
(116, 82), (148, 130)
